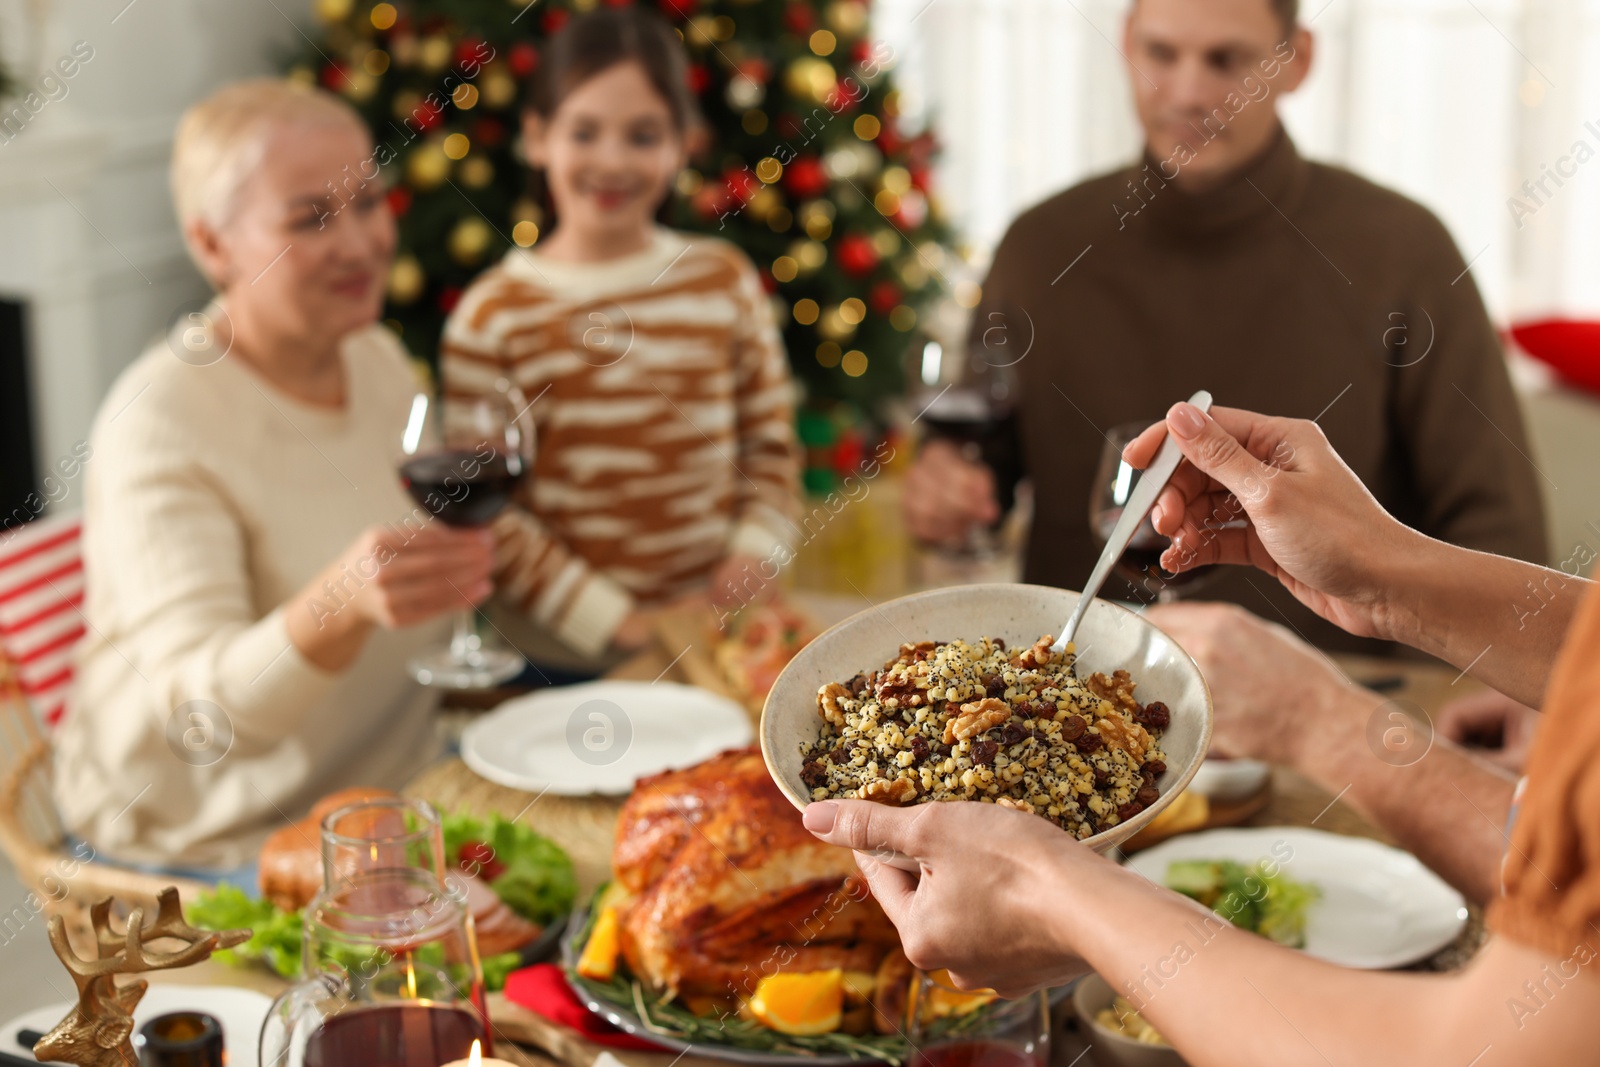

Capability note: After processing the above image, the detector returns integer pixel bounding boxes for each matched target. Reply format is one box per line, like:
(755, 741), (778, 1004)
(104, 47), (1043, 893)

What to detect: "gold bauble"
(419, 35), (453, 72)
(406, 143), (451, 189)
(785, 57), (836, 104)
(747, 185), (781, 220)
(483, 69), (518, 108)
(392, 89), (422, 121)
(315, 0), (353, 23)
(818, 306), (856, 341)
(826, 0), (869, 36)
(791, 238), (828, 271)
(460, 155), (495, 189)
(389, 34), (419, 67)
(388, 255), (425, 304)
(449, 217), (495, 264)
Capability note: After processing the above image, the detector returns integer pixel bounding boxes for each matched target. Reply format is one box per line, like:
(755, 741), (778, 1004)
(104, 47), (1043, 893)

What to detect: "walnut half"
(1010, 635), (1057, 670)
(943, 697), (1012, 744)
(818, 682), (852, 728)
(860, 778), (918, 805)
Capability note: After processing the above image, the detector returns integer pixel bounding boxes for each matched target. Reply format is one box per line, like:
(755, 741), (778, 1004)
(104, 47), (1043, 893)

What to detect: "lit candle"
(439, 1038), (520, 1067)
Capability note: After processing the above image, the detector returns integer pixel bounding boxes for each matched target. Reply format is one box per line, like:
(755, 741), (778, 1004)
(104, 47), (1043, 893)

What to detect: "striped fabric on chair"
(0, 511), (85, 728)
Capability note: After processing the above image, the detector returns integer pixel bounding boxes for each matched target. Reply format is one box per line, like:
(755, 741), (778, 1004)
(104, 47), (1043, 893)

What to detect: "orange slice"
(747, 969), (845, 1035)
(576, 906), (621, 982)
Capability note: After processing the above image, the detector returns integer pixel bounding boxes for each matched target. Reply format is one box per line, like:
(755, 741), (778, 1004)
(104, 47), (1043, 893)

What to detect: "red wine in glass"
(1093, 508), (1213, 596)
(913, 1042), (1045, 1067)
(303, 1002), (484, 1067)
(400, 447), (522, 528)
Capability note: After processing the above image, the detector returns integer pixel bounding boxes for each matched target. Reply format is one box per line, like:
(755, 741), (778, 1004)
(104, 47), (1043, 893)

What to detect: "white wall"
(0, 0), (302, 491)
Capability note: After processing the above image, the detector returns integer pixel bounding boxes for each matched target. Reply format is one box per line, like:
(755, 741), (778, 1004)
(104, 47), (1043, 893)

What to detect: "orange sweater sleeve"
(1487, 576), (1600, 960)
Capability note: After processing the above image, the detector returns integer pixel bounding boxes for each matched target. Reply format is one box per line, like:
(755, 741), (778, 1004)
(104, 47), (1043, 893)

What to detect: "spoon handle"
(1053, 390), (1213, 653)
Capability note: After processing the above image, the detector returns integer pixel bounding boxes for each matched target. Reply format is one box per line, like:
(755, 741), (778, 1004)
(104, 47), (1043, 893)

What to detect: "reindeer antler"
(38, 887), (253, 1067)
(50, 889), (252, 988)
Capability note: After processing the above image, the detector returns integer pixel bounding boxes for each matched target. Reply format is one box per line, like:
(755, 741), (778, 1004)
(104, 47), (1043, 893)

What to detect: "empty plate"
(461, 680), (754, 795)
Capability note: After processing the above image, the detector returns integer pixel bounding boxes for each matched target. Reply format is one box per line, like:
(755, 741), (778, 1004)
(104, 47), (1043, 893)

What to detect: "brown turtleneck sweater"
(974, 127), (1548, 652)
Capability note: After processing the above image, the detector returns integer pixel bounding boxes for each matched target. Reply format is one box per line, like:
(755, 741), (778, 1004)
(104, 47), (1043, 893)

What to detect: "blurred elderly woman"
(53, 80), (495, 870)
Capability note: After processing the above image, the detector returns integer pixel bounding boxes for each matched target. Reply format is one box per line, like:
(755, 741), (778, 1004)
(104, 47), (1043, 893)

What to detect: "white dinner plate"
(461, 680), (754, 795)
(1124, 826), (1469, 969)
(0, 985), (272, 1063)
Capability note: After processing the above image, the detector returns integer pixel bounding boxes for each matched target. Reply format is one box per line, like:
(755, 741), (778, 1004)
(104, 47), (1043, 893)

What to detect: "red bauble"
(659, 0), (696, 17)
(784, 156), (829, 199)
(604, 0), (635, 7)
(509, 42), (539, 78)
(851, 39), (875, 65)
(869, 279), (901, 315)
(318, 62), (348, 91)
(473, 117), (506, 147)
(686, 63), (710, 94)
(875, 123), (902, 155)
(542, 8), (569, 33)
(413, 102), (444, 132)
(438, 286), (463, 313)
(783, 3), (814, 34)
(454, 38), (485, 67)
(909, 165), (932, 193)
(835, 233), (879, 277)
(386, 186), (413, 218)
(759, 270), (778, 294)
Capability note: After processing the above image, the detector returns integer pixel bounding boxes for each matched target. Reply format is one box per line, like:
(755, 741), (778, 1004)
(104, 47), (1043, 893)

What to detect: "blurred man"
(906, 0), (1547, 651)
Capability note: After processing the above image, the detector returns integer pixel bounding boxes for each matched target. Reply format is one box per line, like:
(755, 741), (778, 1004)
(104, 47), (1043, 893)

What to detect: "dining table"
(142, 583), (1492, 1067)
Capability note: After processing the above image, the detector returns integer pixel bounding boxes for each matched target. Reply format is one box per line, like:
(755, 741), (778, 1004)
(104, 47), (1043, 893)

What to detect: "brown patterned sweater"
(441, 228), (800, 668)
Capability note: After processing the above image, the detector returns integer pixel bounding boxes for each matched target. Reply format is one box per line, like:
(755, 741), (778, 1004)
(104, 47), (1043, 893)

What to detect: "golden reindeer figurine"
(33, 886), (250, 1067)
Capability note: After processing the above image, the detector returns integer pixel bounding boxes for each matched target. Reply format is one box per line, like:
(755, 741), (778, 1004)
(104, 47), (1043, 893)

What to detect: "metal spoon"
(1052, 390), (1214, 654)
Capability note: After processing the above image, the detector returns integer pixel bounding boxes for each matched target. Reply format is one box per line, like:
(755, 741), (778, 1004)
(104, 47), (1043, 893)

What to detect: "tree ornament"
(835, 232), (878, 277)
(783, 155), (829, 199)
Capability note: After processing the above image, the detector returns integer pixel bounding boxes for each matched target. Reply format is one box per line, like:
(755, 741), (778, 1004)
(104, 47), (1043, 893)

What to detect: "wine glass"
(906, 329), (1019, 560)
(904, 971), (1049, 1067)
(1088, 421), (1215, 605)
(398, 378), (533, 688)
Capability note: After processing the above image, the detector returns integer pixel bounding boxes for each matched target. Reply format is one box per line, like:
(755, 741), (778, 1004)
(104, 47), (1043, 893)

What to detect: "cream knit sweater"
(53, 324), (447, 868)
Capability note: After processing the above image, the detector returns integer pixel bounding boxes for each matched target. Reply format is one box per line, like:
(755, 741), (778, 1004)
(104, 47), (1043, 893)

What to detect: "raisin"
(971, 740), (999, 766)
(1060, 715), (1087, 741)
(933, 742), (953, 760)
(1136, 785), (1160, 806)
(1143, 759), (1167, 777)
(1092, 767), (1110, 786)
(1000, 722), (1028, 746)
(1135, 701), (1171, 730)
(992, 637), (1007, 650)
(985, 676), (1006, 700)
(910, 735), (931, 763)
(850, 673), (870, 697)
(1076, 731), (1104, 754)
(829, 747), (848, 764)
(800, 761), (828, 788)
(1117, 801), (1144, 821)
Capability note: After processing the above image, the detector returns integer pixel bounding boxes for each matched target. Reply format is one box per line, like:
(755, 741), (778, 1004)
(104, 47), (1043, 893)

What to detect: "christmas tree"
(290, 0), (953, 411)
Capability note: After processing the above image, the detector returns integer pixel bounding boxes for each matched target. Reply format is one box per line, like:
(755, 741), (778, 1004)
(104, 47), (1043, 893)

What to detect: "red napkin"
(1509, 318), (1600, 397)
(503, 964), (668, 1051)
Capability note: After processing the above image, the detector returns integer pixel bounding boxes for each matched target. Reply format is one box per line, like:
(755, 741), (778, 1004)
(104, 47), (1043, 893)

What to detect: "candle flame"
(405, 957), (417, 999)
(469, 1039), (483, 1066)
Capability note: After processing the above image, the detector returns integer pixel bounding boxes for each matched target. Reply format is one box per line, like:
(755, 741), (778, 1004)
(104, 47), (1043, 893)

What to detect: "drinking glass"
(1088, 421), (1216, 605)
(904, 972), (1050, 1067)
(397, 377), (534, 688)
(906, 330), (1019, 560)
(260, 798), (492, 1066)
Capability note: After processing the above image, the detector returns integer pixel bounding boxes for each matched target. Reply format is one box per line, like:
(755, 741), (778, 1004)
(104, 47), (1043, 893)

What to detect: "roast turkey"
(612, 747), (899, 999)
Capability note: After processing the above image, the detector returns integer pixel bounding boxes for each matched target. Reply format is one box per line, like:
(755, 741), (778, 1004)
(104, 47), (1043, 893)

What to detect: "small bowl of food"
(1071, 972), (1187, 1066)
(760, 583), (1212, 856)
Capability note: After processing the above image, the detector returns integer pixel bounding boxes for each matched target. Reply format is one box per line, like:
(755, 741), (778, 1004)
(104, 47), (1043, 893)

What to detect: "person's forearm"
(1281, 680), (1515, 906)
(1057, 854), (1474, 1067)
(284, 562), (377, 671)
(1380, 536), (1586, 707)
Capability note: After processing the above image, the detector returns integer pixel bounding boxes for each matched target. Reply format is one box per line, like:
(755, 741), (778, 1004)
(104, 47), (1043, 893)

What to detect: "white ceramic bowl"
(760, 584), (1213, 855)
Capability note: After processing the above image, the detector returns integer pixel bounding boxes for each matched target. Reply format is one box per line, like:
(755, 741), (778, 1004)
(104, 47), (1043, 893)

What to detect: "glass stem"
(449, 610), (479, 660)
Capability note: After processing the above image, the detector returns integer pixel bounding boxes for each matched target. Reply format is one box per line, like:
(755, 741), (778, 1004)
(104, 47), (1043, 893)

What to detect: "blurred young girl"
(441, 8), (800, 678)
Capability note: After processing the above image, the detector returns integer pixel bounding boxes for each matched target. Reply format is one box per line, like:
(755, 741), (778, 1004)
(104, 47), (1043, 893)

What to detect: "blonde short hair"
(171, 77), (365, 231)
